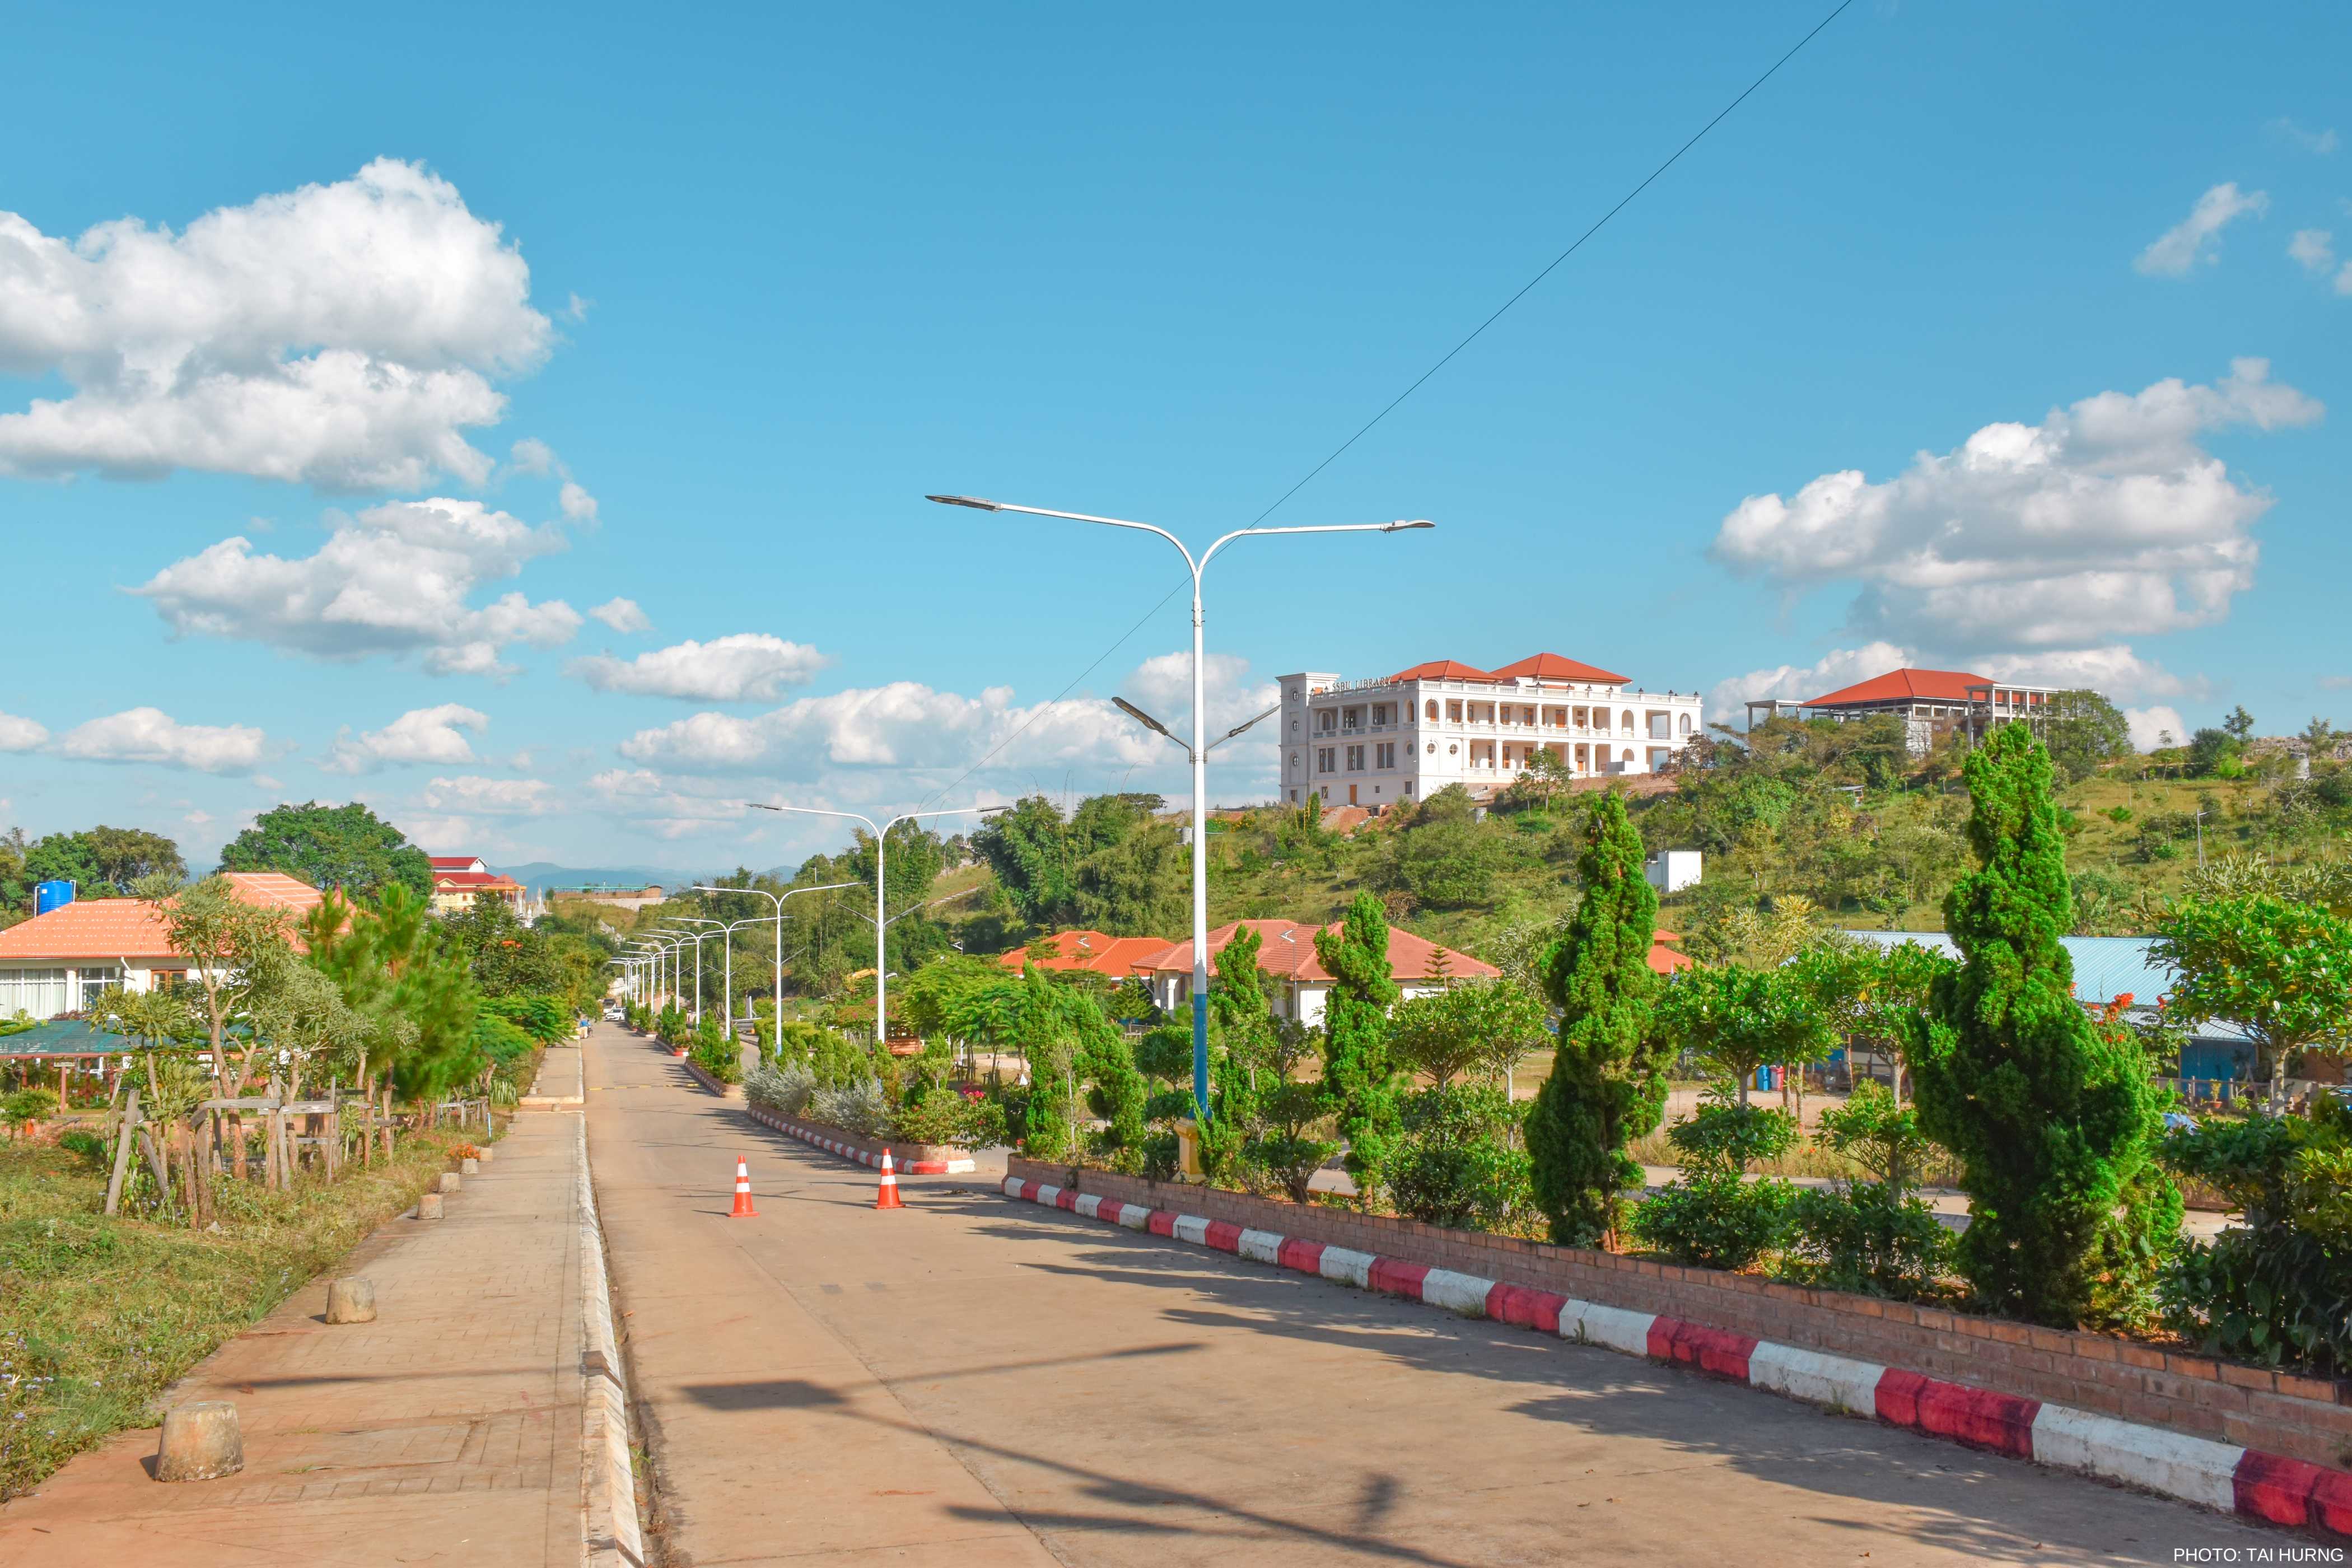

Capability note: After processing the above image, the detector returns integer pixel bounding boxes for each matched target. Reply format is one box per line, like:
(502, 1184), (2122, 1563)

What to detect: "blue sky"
(2, 2), (2345, 871)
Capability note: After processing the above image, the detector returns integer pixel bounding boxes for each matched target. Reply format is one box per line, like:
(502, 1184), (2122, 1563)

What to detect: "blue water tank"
(34, 880), (75, 916)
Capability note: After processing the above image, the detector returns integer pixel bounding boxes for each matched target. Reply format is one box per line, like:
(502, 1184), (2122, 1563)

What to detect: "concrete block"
(325, 1276), (377, 1324)
(417, 1192), (445, 1220)
(438, 1172), (462, 1194)
(474, 1146), (493, 1164)
(460, 1157), (479, 1175)
(155, 1401), (244, 1482)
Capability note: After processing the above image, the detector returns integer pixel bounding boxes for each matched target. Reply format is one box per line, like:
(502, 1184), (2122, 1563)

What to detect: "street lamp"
(744, 802), (1001, 1044)
(657, 917), (727, 1026)
(927, 493), (1433, 1115)
(633, 936), (687, 1014)
(692, 883), (858, 1037)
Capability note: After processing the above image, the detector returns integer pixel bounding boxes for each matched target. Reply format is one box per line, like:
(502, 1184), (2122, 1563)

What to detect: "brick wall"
(1008, 1156), (2352, 1470)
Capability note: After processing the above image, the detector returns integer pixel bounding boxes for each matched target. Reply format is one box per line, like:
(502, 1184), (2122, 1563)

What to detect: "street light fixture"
(926, 493), (1433, 1116)
(744, 802), (1004, 1043)
(692, 883), (858, 1034)
(656, 917), (726, 1026)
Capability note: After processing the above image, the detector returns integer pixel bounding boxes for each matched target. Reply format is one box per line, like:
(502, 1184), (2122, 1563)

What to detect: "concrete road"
(584, 1025), (2272, 1567)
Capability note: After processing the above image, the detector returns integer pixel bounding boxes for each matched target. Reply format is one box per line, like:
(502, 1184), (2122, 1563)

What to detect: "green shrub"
(1785, 1184), (1952, 1299)
(2, 1088), (58, 1124)
(1668, 1102), (1798, 1173)
(746, 1060), (816, 1117)
(1632, 1173), (1794, 1269)
(2158, 1103), (2352, 1371)
(484, 993), (568, 1044)
(1386, 1085), (1533, 1231)
(58, 1130), (109, 1169)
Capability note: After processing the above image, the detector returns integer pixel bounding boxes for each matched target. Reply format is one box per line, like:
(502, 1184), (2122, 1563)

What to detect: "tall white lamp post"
(743, 804), (999, 1044)
(659, 918), (726, 1026)
(691, 882), (857, 1037)
(926, 493), (1432, 1114)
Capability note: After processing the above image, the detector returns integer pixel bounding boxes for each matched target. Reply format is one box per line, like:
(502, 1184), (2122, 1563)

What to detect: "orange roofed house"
(1275, 653), (1704, 810)
(0, 872), (325, 1020)
(995, 930), (1176, 981)
(1131, 918), (1501, 1029)
(1752, 667), (2065, 757)
(428, 855), (528, 917)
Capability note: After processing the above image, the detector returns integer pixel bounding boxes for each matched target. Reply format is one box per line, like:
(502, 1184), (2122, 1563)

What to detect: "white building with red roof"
(1277, 652), (1703, 809)
(1753, 666), (2063, 755)
(995, 930), (1175, 981)
(1131, 918), (1501, 1029)
(427, 855), (528, 917)
(0, 872), (325, 1019)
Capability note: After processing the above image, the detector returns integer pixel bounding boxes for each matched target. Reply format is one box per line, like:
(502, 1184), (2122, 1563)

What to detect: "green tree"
(1071, 820), (1188, 935)
(1389, 978), (1550, 1089)
(1525, 790), (1663, 1245)
(1315, 892), (1402, 1200)
(2153, 894), (2352, 1101)
(2223, 704), (2256, 742)
(87, 825), (186, 889)
(22, 832), (105, 895)
(2041, 691), (2134, 783)
(1909, 722), (2177, 1328)
(217, 801), (431, 898)
(1653, 963), (1832, 1107)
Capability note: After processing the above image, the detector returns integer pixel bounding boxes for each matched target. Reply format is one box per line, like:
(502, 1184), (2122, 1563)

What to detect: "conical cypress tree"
(1527, 790), (1664, 1245)
(1317, 892), (1402, 1200)
(1911, 721), (2177, 1328)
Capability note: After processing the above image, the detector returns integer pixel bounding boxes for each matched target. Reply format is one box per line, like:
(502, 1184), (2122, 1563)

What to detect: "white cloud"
(58, 707), (271, 773)
(2135, 183), (2269, 277)
(2290, 228), (2335, 273)
(589, 597), (651, 634)
(503, 438), (598, 521)
(1704, 642), (1915, 721)
(1711, 360), (2322, 650)
(2267, 118), (2340, 156)
(2125, 706), (2188, 753)
(321, 703), (489, 774)
(558, 482), (598, 522)
(587, 768), (754, 839)
(134, 496), (584, 677)
(415, 774), (556, 815)
(563, 292), (593, 323)
(0, 158), (548, 491)
(1971, 645), (2205, 703)
(570, 633), (833, 701)
(0, 712), (47, 752)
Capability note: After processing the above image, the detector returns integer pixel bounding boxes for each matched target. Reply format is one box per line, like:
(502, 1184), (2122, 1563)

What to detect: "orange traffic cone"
(728, 1156), (758, 1219)
(874, 1149), (904, 1210)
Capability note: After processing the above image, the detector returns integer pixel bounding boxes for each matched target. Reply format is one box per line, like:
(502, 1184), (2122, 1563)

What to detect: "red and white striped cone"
(727, 1156), (758, 1219)
(874, 1149), (904, 1210)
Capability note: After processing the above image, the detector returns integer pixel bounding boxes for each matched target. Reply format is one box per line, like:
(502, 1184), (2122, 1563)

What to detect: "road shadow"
(941, 1189), (2255, 1567)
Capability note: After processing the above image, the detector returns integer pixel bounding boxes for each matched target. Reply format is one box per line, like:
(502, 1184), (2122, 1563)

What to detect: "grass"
(0, 1129), (467, 1500)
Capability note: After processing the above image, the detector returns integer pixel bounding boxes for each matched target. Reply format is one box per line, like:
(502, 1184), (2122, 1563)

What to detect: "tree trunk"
(230, 1110), (248, 1182)
(139, 1126), (174, 1222)
(105, 1085), (141, 1217)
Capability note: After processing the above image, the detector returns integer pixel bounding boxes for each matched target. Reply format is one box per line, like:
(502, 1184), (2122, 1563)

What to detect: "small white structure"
(1277, 652), (1704, 810)
(1645, 849), (1702, 894)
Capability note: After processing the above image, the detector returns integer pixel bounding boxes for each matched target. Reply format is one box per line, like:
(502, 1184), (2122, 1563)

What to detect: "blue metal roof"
(0, 1019), (142, 1056)
(1845, 931), (2257, 1042)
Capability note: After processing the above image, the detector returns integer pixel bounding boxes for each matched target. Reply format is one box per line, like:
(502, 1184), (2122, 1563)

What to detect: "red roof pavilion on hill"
(1805, 667), (1990, 707)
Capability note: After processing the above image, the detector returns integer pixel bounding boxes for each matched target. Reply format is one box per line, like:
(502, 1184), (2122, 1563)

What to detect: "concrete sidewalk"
(0, 1051), (595, 1567)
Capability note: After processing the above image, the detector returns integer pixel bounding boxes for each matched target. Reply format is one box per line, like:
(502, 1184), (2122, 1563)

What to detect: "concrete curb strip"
(577, 1118), (645, 1568)
(744, 1103), (978, 1174)
(998, 1175), (2352, 1541)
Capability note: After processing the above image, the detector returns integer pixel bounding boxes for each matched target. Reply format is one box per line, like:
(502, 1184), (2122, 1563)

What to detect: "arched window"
(1622, 748), (1635, 763)
(1425, 699), (1439, 721)
(1679, 713), (1693, 735)
(1620, 709), (1634, 734)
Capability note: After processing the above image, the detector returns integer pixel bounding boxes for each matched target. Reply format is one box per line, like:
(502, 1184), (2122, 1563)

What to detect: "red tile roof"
(1805, 666), (1989, 707)
(1386, 659), (1498, 684)
(428, 855), (486, 870)
(1491, 652), (1632, 685)
(1134, 919), (1499, 984)
(433, 870), (524, 892)
(995, 930), (1173, 979)
(0, 873), (324, 963)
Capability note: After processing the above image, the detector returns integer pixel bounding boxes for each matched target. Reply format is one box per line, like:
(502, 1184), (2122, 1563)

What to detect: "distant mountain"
(492, 862), (715, 896)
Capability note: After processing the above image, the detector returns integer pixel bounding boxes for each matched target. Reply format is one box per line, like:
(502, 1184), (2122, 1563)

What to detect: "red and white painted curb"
(1001, 1176), (2352, 1539)
(746, 1103), (976, 1175)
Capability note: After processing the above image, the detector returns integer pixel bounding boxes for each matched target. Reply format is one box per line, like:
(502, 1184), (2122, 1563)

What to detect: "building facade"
(428, 855), (528, 917)
(1276, 652), (1704, 809)
(1133, 918), (1500, 1029)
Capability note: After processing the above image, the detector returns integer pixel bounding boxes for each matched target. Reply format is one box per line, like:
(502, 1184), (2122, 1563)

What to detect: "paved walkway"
(585, 1023), (2271, 1567)
(0, 1050), (591, 1567)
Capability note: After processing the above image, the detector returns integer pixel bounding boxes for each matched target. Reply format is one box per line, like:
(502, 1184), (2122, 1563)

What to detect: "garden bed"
(1010, 1155), (2352, 1473)
(748, 1105), (974, 1175)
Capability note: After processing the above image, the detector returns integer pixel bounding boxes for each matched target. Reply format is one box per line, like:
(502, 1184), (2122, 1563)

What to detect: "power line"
(1240, 0), (1856, 530)
(917, 0), (1853, 813)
